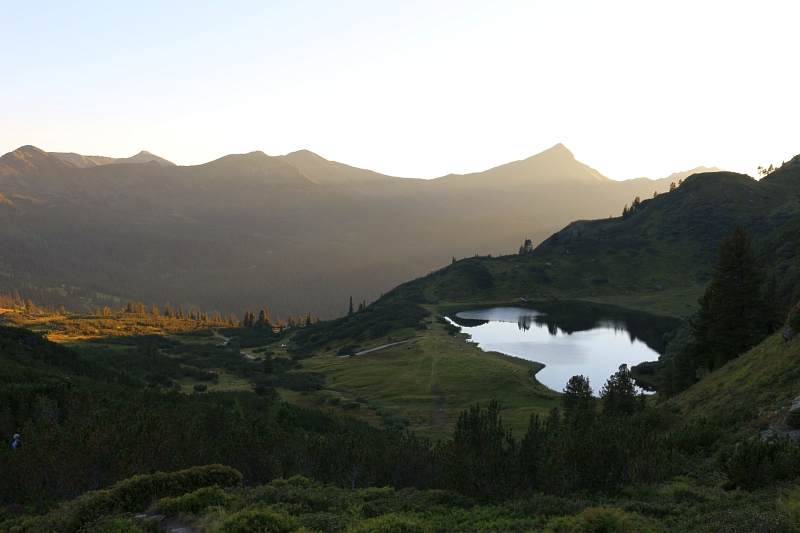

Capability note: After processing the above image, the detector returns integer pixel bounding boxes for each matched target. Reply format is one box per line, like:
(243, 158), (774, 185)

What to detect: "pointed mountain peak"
(545, 143), (574, 157)
(114, 151), (176, 166)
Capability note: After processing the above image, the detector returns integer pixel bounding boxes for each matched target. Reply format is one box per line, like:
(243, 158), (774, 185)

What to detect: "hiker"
(12, 434), (20, 451)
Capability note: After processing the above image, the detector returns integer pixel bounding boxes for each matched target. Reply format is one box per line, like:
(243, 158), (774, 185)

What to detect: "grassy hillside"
(667, 331), (800, 423)
(400, 158), (800, 318)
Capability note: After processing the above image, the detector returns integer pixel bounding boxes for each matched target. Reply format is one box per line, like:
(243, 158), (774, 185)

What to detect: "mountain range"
(0, 143), (718, 317)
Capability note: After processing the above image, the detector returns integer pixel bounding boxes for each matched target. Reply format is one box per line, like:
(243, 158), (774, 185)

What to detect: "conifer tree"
(600, 364), (639, 415)
(178, 304), (185, 319)
(562, 375), (593, 420)
(348, 297), (354, 315)
(692, 225), (770, 369)
(150, 303), (159, 317)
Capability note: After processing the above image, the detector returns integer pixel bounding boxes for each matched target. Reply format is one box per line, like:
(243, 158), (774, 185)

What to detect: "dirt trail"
(213, 331), (255, 360)
(354, 337), (423, 355)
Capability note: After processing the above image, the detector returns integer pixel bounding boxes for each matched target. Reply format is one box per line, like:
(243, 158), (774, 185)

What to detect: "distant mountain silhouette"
(50, 150), (175, 168)
(0, 143), (719, 317)
(282, 144), (713, 229)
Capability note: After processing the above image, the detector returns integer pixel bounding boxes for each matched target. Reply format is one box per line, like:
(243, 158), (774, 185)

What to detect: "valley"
(1, 149), (799, 532)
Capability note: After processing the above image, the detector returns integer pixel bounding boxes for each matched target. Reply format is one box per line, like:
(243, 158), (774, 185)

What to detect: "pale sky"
(1, 0), (797, 180)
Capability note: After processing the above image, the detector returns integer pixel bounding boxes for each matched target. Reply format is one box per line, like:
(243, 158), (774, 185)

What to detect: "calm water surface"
(451, 304), (680, 394)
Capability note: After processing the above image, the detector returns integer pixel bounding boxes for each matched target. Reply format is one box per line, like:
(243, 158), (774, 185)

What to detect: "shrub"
(787, 410), (800, 430)
(91, 517), (141, 533)
(544, 507), (661, 533)
(157, 485), (241, 515)
(343, 402), (361, 410)
(328, 397), (341, 406)
(337, 345), (361, 356)
(349, 513), (430, 533)
(194, 383), (208, 392)
(219, 509), (296, 533)
(12, 466), (242, 533)
(297, 512), (349, 533)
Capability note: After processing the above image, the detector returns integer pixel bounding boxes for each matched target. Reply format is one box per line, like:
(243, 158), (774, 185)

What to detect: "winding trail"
(213, 331), (255, 360)
(354, 337), (424, 356)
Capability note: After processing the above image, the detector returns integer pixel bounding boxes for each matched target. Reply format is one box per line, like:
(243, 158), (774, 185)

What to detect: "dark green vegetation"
(0, 144), (696, 318)
(8, 467), (800, 533)
(6, 314), (800, 531)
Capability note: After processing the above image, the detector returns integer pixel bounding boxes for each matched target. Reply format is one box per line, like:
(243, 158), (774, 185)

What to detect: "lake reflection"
(451, 304), (680, 395)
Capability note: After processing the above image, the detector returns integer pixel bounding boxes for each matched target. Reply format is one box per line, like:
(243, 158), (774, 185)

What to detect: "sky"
(1, 0), (798, 180)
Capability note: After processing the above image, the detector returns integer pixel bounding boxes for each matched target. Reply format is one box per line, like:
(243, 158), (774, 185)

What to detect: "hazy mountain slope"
(369, 157), (800, 318)
(0, 146), (545, 317)
(51, 152), (117, 168)
(50, 150), (175, 167)
(283, 144), (714, 230)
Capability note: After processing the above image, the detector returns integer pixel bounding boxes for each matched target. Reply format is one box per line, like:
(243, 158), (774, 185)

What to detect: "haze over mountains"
(0, 143), (718, 317)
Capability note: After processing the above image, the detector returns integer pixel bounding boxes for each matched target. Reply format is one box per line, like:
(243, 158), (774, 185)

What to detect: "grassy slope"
(668, 332), (800, 423)
(283, 313), (558, 439)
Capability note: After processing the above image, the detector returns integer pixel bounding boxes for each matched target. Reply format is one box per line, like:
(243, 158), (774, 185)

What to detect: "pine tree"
(600, 364), (639, 415)
(693, 225), (770, 369)
(150, 303), (159, 316)
(562, 375), (593, 420)
(126, 300), (135, 313)
(348, 297), (354, 315)
(178, 304), (185, 319)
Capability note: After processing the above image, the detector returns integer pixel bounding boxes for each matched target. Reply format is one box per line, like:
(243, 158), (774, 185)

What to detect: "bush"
(13, 466), (242, 533)
(350, 513), (430, 533)
(337, 345), (361, 356)
(343, 402), (361, 410)
(544, 507), (660, 533)
(297, 512), (349, 533)
(219, 509), (296, 533)
(787, 410), (800, 430)
(194, 383), (208, 392)
(157, 485), (241, 515)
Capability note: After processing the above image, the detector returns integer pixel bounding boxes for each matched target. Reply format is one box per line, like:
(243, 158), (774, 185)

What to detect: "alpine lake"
(449, 302), (682, 394)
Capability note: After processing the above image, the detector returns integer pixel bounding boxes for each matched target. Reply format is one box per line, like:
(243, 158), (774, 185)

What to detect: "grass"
(668, 332), (800, 423)
(174, 370), (254, 394)
(280, 312), (559, 439)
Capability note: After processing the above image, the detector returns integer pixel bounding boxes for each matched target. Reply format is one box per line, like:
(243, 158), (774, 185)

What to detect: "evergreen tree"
(348, 296), (354, 315)
(126, 300), (135, 313)
(693, 225), (770, 369)
(178, 304), (185, 319)
(562, 375), (593, 420)
(150, 303), (158, 316)
(600, 364), (639, 415)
